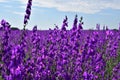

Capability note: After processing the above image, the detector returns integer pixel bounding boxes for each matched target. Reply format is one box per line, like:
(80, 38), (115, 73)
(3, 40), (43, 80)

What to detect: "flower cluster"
(0, 0), (120, 80)
(0, 16), (120, 80)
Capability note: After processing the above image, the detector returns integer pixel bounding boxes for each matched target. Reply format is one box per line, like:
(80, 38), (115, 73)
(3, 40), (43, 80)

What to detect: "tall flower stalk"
(24, 0), (32, 30)
(0, 19), (12, 80)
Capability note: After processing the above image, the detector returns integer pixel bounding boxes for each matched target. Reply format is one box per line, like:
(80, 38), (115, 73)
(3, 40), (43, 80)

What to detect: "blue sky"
(0, 0), (120, 30)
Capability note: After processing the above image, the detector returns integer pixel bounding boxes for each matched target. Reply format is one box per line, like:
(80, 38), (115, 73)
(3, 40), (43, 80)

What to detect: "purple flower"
(61, 16), (68, 31)
(83, 71), (89, 79)
(72, 15), (78, 30)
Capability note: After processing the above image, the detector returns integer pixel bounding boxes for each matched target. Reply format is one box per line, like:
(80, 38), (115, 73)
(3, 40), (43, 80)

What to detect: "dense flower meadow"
(0, 0), (120, 80)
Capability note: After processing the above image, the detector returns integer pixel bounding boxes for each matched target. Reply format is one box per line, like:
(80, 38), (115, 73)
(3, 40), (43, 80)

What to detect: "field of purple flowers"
(0, 0), (120, 80)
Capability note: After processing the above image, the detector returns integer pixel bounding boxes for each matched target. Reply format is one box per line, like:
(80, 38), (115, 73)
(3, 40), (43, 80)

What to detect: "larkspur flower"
(24, 0), (32, 29)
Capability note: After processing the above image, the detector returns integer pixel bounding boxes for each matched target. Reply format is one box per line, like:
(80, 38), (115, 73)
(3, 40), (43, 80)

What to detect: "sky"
(0, 0), (120, 30)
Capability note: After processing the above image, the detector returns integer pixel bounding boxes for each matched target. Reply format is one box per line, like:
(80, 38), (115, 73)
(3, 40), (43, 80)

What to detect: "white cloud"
(0, 0), (7, 2)
(13, 11), (24, 16)
(15, 0), (120, 14)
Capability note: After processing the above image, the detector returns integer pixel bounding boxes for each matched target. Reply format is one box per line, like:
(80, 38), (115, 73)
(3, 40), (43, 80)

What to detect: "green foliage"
(113, 29), (118, 31)
(11, 27), (19, 30)
(0, 76), (3, 80)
